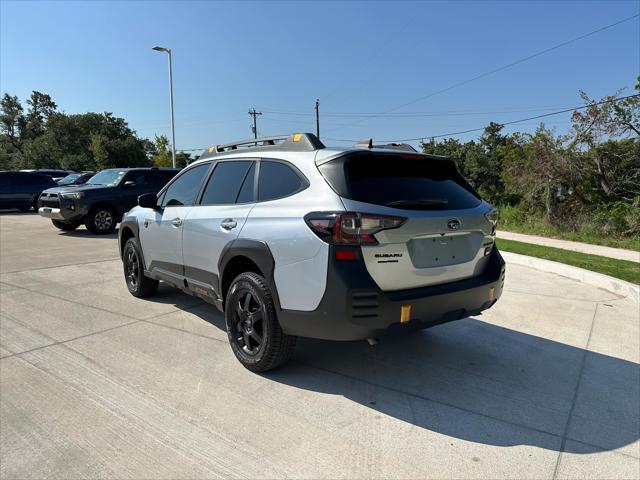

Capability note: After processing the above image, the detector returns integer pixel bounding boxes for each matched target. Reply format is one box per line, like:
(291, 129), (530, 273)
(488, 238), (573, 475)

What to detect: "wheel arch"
(218, 239), (279, 311)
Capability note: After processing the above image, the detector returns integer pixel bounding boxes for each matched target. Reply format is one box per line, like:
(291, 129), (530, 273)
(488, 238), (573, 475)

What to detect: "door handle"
(171, 218), (183, 227)
(220, 218), (237, 230)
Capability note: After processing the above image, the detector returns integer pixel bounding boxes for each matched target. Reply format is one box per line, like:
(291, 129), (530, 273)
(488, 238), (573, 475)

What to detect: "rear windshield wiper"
(385, 198), (449, 209)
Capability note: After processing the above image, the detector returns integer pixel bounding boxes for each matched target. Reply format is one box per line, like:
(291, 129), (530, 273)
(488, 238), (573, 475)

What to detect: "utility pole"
(315, 99), (320, 139)
(248, 108), (262, 140)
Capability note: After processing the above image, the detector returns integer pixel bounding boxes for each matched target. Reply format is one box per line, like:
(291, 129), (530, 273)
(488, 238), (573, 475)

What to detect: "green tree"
(24, 91), (57, 139)
(152, 134), (173, 167)
(89, 132), (109, 170)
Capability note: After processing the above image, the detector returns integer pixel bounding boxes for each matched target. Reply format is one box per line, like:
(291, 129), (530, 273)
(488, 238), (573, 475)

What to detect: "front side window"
(124, 171), (150, 187)
(257, 160), (304, 202)
(200, 161), (254, 205)
(161, 163), (209, 207)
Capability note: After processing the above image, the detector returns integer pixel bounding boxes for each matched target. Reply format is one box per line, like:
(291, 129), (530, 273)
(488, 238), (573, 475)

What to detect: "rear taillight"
(304, 212), (406, 245)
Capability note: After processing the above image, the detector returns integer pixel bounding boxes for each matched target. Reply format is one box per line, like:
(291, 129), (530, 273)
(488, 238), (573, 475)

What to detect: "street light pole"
(152, 46), (177, 168)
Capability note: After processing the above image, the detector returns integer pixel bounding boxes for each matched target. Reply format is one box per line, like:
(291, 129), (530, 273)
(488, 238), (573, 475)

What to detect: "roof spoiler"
(201, 133), (325, 159)
(354, 138), (417, 153)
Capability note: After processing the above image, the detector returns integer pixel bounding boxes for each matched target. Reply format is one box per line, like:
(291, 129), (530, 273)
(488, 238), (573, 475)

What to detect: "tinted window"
(162, 164), (209, 207)
(151, 171), (178, 188)
(0, 173), (11, 187)
(236, 162), (256, 203)
(200, 161), (253, 205)
(124, 171), (150, 187)
(19, 173), (53, 187)
(258, 161), (304, 202)
(318, 153), (481, 210)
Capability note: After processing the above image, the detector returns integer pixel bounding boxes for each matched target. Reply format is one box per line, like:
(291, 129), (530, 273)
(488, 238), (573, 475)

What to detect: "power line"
(324, 94), (640, 143)
(258, 105), (578, 118)
(178, 94), (639, 152)
(328, 13), (639, 132)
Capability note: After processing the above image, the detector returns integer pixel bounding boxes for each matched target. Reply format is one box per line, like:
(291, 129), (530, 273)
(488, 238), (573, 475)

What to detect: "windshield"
(87, 170), (126, 186)
(57, 173), (81, 185)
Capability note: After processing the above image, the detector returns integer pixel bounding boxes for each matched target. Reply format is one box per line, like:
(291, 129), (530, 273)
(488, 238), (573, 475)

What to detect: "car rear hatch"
(316, 150), (496, 291)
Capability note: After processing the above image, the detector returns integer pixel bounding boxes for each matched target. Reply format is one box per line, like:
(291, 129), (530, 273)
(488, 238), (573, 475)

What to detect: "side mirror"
(138, 192), (159, 210)
(123, 180), (136, 188)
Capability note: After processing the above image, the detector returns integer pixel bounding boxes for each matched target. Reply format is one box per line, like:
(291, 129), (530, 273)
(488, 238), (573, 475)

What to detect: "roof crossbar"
(201, 133), (325, 159)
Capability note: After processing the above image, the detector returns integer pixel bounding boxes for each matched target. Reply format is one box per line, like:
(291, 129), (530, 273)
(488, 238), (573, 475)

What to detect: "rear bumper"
(278, 247), (505, 341)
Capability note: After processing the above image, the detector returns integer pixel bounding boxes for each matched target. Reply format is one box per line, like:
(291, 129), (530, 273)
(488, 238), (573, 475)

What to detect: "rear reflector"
(400, 305), (411, 323)
(335, 250), (357, 261)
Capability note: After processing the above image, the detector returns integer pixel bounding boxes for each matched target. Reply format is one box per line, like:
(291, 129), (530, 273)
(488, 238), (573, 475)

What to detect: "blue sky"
(1, 1), (638, 151)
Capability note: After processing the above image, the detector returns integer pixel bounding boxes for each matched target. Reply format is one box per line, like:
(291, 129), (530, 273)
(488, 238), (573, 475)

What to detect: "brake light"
(304, 212), (406, 245)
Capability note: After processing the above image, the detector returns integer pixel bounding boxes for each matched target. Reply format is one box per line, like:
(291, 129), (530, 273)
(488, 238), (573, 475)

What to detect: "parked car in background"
(20, 169), (75, 182)
(56, 171), (95, 186)
(38, 167), (179, 233)
(0, 171), (57, 212)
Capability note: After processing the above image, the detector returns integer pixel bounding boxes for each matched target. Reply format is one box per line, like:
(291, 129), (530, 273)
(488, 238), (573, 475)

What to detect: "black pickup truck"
(38, 167), (179, 234)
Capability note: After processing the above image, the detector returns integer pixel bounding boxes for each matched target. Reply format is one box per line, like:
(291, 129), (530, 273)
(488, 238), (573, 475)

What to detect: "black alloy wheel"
(122, 237), (158, 297)
(224, 272), (296, 372)
(230, 288), (266, 356)
(125, 246), (140, 291)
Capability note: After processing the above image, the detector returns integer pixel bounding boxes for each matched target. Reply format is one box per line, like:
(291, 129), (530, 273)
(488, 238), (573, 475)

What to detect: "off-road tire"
(52, 219), (80, 231)
(123, 237), (159, 297)
(225, 272), (296, 372)
(85, 205), (116, 234)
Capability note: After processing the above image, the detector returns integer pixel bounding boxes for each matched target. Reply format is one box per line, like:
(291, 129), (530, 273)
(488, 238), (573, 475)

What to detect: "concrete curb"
(501, 251), (640, 303)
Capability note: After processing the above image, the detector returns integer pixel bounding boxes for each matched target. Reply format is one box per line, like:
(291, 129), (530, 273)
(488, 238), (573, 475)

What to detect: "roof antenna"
(355, 138), (373, 149)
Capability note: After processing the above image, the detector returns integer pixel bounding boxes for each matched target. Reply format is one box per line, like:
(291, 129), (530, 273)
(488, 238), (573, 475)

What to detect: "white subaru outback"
(119, 133), (505, 372)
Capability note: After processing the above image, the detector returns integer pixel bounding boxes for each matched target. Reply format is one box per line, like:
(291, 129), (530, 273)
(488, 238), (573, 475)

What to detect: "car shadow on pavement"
(57, 229), (119, 239)
(190, 304), (639, 455)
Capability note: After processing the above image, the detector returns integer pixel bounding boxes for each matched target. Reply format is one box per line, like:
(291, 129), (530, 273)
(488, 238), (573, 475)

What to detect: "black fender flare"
(118, 216), (145, 267)
(218, 239), (281, 311)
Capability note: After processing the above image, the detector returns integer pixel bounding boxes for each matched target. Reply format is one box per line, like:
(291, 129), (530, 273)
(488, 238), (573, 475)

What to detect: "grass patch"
(496, 238), (640, 285)
(498, 204), (640, 251)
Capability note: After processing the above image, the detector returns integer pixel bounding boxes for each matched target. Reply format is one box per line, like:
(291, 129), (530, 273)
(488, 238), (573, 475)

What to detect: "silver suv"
(119, 133), (505, 371)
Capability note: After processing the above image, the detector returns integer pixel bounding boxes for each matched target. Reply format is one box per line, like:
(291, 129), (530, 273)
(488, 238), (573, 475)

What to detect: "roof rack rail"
(200, 133), (325, 159)
(354, 138), (417, 153)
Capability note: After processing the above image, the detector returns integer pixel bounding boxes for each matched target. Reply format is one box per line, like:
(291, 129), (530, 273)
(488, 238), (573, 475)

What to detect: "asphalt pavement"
(1, 213), (638, 479)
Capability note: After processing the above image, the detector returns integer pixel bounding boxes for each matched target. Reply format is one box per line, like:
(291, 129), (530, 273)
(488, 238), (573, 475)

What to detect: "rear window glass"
(318, 153), (481, 210)
(258, 161), (304, 202)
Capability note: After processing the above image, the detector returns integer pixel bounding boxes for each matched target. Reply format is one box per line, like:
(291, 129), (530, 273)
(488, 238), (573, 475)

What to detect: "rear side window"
(318, 153), (481, 210)
(258, 161), (304, 202)
(200, 161), (254, 205)
(161, 163), (209, 207)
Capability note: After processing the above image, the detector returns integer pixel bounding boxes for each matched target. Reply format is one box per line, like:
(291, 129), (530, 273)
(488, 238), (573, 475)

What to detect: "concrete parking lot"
(1, 213), (638, 479)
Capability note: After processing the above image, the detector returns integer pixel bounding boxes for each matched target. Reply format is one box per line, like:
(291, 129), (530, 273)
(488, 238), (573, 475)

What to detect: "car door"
(139, 163), (211, 285)
(182, 159), (257, 298)
(0, 173), (14, 209)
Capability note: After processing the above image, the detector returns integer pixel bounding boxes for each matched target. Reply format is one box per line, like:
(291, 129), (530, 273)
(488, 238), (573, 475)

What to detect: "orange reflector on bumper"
(400, 305), (411, 323)
(488, 287), (495, 302)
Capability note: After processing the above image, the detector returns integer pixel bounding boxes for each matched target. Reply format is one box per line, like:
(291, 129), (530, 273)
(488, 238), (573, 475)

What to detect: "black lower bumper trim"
(278, 247), (506, 341)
